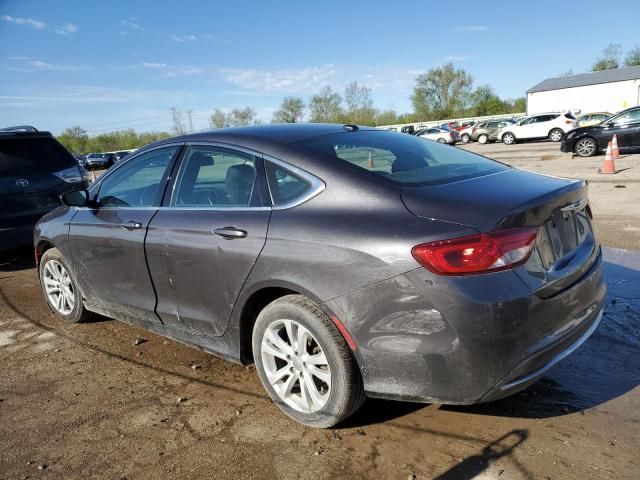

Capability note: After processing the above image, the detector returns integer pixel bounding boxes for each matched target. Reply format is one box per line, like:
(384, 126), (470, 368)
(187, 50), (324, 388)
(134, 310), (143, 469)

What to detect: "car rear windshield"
(564, 113), (576, 119)
(291, 130), (508, 186)
(0, 136), (76, 172)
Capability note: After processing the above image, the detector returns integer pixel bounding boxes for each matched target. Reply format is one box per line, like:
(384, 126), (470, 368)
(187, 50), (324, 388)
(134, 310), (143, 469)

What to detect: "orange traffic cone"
(599, 142), (617, 174)
(368, 151), (375, 169)
(611, 134), (620, 159)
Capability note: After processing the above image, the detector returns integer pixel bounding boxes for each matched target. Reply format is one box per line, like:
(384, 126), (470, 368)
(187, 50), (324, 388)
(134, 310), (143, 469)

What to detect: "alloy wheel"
(478, 134), (488, 144)
(43, 260), (75, 315)
(503, 133), (515, 145)
(575, 138), (596, 157)
(261, 319), (331, 413)
(550, 130), (563, 142)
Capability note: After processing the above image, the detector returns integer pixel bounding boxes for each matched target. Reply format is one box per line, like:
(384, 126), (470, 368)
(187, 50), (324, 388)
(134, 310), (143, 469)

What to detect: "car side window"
(172, 145), (258, 207)
(96, 146), (178, 207)
(521, 117), (536, 125)
(265, 161), (312, 207)
(613, 109), (640, 125)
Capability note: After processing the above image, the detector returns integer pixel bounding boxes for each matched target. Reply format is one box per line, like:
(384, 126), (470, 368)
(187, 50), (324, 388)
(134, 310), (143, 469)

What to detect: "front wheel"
(478, 134), (488, 144)
(252, 295), (365, 428)
(574, 137), (597, 157)
(461, 133), (471, 143)
(549, 128), (564, 142)
(437, 138), (447, 143)
(39, 248), (92, 323)
(502, 132), (516, 145)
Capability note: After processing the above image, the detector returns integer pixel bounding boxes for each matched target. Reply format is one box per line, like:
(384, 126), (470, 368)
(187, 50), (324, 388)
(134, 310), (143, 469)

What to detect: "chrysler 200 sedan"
(35, 124), (605, 427)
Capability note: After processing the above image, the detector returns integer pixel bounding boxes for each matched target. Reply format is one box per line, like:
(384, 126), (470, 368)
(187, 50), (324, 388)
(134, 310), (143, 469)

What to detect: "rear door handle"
(214, 227), (247, 239)
(120, 221), (143, 230)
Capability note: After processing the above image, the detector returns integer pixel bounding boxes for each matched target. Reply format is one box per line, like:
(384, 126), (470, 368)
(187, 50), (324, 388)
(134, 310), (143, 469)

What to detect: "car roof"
(155, 123), (379, 147)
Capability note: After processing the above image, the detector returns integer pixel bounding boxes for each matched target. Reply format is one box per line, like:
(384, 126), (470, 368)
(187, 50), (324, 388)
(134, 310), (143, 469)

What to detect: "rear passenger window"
(265, 162), (312, 206)
(173, 146), (258, 207)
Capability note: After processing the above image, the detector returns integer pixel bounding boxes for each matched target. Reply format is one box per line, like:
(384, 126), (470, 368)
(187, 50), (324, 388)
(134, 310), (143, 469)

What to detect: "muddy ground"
(1, 141), (639, 479)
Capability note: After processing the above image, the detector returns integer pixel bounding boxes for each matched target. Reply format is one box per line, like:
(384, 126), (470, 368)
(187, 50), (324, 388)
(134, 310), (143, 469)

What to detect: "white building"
(527, 66), (640, 115)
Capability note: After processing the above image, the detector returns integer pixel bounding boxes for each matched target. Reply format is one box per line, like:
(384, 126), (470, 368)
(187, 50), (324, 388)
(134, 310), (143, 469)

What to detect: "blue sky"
(1, 0), (639, 134)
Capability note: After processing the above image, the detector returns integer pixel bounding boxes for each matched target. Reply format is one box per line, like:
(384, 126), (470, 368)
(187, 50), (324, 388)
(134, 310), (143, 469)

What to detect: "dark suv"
(0, 126), (89, 251)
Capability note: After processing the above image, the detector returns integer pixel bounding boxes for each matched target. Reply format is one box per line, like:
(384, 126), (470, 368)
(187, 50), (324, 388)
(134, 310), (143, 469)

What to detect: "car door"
(68, 145), (181, 327)
(600, 108), (640, 150)
(531, 115), (554, 137)
(515, 116), (538, 138)
(144, 144), (271, 339)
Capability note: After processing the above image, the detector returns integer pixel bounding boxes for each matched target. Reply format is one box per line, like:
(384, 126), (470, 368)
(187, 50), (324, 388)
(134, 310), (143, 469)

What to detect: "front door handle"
(214, 227), (247, 239)
(120, 221), (143, 230)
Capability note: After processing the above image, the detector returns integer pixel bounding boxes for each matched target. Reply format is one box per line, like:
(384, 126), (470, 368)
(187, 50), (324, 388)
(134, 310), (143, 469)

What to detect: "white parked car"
(416, 127), (457, 144)
(497, 113), (578, 145)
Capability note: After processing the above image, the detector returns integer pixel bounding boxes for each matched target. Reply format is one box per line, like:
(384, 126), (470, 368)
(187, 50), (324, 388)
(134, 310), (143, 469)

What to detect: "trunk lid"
(401, 169), (599, 296)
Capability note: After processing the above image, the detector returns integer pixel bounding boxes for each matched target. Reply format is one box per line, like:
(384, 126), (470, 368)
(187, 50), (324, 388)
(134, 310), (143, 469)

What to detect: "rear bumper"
(323, 251), (606, 404)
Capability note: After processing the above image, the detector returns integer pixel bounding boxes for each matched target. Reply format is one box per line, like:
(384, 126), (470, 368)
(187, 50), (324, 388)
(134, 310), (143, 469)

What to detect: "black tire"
(252, 294), (365, 428)
(549, 128), (564, 142)
(502, 132), (516, 145)
(461, 133), (471, 143)
(478, 134), (489, 144)
(437, 138), (447, 143)
(574, 137), (598, 157)
(39, 248), (92, 323)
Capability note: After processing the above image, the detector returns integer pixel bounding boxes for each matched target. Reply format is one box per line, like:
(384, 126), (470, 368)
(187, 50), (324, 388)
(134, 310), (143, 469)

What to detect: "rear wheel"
(502, 132), (516, 145)
(437, 138), (447, 144)
(252, 294), (365, 428)
(575, 137), (597, 157)
(461, 133), (471, 143)
(39, 248), (92, 323)
(478, 134), (489, 144)
(549, 128), (564, 142)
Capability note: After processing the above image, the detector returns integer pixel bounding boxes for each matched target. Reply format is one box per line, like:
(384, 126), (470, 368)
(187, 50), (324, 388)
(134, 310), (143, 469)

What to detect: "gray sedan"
(34, 124), (605, 427)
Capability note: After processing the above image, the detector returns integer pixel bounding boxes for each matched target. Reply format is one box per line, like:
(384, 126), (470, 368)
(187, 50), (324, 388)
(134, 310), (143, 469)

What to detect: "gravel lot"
(0, 140), (638, 479)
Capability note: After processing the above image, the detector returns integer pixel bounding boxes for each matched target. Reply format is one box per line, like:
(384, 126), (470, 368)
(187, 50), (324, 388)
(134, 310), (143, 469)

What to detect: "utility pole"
(187, 110), (194, 133)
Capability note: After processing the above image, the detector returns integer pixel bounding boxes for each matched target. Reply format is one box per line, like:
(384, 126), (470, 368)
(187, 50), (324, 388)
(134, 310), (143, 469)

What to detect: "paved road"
(0, 246), (638, 479)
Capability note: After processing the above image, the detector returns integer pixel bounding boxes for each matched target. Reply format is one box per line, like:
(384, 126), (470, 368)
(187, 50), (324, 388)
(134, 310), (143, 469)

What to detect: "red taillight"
(412, 227), (538, 275)
(565, 120), (572, 124)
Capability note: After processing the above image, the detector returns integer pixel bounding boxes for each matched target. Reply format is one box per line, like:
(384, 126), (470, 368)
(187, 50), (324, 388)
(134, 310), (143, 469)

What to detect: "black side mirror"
(60, 189), (92, 207)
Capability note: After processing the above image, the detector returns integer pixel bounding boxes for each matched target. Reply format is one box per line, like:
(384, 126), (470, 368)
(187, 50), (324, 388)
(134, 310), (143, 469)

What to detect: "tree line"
(591, 44), (640, 72)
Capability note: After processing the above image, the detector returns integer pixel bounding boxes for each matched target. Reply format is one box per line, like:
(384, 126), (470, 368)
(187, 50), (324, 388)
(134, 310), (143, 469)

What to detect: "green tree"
(592, 44), (621, 71)
(411, 63), (473, 120)
(57, 126), (88, 154)
(624, 45), (640, 67)
(469, 85), (509, 116)
(309, 86), (343, 123)
(272, 96), (305, 123)
(344, 81), (376, 125)
(209, 109), (231, 128)
(509, 97), (527, 113)
(229, 107), (259, 126)
(374, 109), (399, 126)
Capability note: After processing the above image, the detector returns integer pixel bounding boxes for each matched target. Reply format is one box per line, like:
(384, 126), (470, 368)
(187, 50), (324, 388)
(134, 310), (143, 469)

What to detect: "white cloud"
(445, 55), (470, 62)
(454, 25), (488, 32)
(120, 18), (141, 30)
(140, 62), (202, 77)
(171, 34), (197, 42)
(55, 23), (78, 35)
(4, 57), (81, 72)
(1, 15), (46, 30)
(201, 34), (231, 44)
(142, 62), (168, 69)
(218, 64), (424, 95)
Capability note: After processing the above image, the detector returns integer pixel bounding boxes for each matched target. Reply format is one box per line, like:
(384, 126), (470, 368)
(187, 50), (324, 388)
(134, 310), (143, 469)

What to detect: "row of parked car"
(76, 149), (136, 170)
(400, 107), (640, 157)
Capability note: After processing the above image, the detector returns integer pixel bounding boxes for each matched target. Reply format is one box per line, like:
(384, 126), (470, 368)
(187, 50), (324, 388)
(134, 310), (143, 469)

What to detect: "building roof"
(527, 65), (640, 93)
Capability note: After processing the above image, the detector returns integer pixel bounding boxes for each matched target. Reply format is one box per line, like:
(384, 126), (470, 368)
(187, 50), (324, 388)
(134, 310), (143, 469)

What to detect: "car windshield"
(291, 130), (508, 186)
(88, 153), (106, 158)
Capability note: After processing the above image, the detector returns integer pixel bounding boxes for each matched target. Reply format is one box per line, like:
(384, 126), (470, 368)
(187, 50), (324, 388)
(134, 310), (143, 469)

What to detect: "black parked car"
(562, 106), (640, 157)
(85, 152), (117, 169)
(0, 125), (89, 251)
(34, 124), (604, 427)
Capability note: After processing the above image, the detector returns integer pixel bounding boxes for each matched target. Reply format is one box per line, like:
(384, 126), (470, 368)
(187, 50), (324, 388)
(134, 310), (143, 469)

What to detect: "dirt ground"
(1, 141), (639, 480)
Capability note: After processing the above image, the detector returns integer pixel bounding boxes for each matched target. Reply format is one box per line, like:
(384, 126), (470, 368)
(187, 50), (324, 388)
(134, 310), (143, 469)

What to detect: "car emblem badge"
(15, 178), (29, 187)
